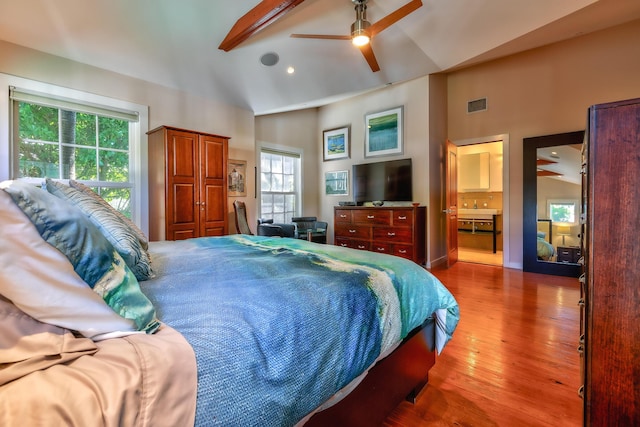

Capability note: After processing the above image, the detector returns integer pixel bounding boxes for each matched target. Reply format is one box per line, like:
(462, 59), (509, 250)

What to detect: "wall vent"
(467, 97), (487, 114)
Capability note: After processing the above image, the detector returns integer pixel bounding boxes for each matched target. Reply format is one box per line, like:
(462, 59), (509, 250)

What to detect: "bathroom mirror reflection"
(523, 131), (583, 277)
(459, 152), (490, 191)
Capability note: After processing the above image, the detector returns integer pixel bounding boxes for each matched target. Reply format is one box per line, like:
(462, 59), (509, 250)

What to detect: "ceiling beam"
(219, 0), (306, 52)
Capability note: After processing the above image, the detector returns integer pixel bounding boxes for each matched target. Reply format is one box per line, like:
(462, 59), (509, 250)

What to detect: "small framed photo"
(228, 159), (247, 197)
(323, 126), (350, 161)
(365, 106), (403, 157)
(325, 170), (349, 196)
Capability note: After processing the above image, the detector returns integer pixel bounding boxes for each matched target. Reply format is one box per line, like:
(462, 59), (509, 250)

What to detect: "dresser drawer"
(334, 210), (353, 223)
(352, 209), (392, 225)
(373, 227), (412, 243)
(391, 210), (414, 225)
(335, 237), (370, 251)
(335, 224), (371, 240)
(393, 244), (414, 260)
(371, 242), (392, 255)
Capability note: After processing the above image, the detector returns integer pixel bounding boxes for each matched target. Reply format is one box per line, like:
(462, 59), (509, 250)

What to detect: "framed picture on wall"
(228, 159), (247, 197)
(324, 170), (349, 196)
(365, 106), (403, 157)
(323, 126), (350, 161)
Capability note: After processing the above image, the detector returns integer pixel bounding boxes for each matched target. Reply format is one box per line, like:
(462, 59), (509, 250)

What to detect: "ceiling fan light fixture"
(351, 20), (371, 46)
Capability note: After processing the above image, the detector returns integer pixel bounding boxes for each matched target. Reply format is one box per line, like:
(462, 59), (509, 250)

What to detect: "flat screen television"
(352, 158), (412, 205)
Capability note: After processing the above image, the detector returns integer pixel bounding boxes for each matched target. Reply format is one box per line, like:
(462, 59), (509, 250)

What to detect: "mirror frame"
(522, 130), (584, 277)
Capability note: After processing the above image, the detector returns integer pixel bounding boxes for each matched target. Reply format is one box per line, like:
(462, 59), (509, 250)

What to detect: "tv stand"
(334, 206), (426, 265)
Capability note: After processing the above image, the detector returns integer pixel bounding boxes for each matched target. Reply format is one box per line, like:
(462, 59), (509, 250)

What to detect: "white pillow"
(0, 188), (137, 340)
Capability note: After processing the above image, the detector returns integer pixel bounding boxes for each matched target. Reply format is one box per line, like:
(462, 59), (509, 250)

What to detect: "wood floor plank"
(384, 262), (582, 427)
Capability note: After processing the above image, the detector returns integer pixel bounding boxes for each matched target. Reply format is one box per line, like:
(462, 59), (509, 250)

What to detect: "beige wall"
(254, 108), (320, 231)
(446, 18), (640, 268)
(0, 40), (256, 234)
(317, 77), (441, 262)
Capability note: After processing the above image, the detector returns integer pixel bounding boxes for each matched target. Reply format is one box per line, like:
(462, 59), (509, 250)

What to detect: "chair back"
(233, 200), (253, 235)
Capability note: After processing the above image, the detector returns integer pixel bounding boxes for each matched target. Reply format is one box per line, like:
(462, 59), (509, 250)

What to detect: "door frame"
(450, 134), (511, 268)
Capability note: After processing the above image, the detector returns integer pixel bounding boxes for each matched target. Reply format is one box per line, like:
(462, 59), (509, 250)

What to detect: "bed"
(536, 219), (555, 260)
(0, 179), (460, 427)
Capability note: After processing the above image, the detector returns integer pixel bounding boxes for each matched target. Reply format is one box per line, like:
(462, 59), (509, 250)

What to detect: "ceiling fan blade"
(219, 0), (306, 52)
(359, 43), (380, 72)
(368, 0), (423, 37)
(290, 34), (351, 40)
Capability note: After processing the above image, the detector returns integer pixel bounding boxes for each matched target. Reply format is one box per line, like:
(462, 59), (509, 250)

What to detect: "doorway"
(452, 134), (509, 267)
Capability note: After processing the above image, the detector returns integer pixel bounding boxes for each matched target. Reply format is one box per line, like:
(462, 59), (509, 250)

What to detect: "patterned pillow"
(69, 179), (148, 250)
(0, 189), (138, 340)
(45, 178), (153, 281)
(1, 180), (159, 334)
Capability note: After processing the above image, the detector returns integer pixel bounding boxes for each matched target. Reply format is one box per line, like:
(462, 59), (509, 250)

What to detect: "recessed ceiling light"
(287, 66), (295, 74)
(260, 52), (279, 67)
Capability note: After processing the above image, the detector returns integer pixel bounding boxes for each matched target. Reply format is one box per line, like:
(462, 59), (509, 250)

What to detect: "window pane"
(99, 150), (129, 182)
(273, 194), (285, 213)
(18, 103), (58, 141)
(99, 117), (129, 150)
(74, 147), (97, 181)
(261, 172), (272, 191)
(261, 194), (273, 215)
(283, 174), (294, 192)
(271, 173), (283, 192)
(261, 155), (272, 173)
(19, 141), (59, 178)
(75, 113), (96, 147)
(283, 156), (294, 174)
(271, 156), (283, 174)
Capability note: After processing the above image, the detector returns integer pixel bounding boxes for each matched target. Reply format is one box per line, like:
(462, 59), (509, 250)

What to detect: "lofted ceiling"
(1, 0), (639, 115)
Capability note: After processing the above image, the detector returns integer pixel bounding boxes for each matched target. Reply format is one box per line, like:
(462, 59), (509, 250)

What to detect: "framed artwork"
(365, 106), (403, 157)
(324, 170), (349, 196)
(228, 159), (247, 197)
(323, 126), (350, 161)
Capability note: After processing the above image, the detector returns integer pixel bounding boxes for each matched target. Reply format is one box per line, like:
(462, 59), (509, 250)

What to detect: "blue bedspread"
(140, 235), (458, 427)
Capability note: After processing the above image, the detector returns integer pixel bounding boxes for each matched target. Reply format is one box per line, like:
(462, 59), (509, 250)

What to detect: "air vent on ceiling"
(467, 97), (487, 114)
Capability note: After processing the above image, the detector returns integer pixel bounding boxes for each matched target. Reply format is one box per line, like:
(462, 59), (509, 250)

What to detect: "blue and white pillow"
(45, 178), (153, 281)
(1, 180), (159, 334)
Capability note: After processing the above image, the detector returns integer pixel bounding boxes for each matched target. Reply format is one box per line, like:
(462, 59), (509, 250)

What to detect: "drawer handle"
(578, 298), (584, 307)
(398, 249), (407, 254)
(376, 247), (386, 251)
(578, 273), (585, 284)
(340, 214), (347, 218)
(357, 245), (366, 249)
(349, 229), (356, 233)
(339, 243), (348, 247)
(577, 344), (584, 355)
(367, 215), (375, 219)
(578, 385), (584, 399)
(398, 216), (407, 220)
(387, 232), (396, 236)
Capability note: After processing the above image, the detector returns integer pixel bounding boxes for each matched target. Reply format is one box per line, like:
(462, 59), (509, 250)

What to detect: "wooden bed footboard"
(305, 318), (437, 426)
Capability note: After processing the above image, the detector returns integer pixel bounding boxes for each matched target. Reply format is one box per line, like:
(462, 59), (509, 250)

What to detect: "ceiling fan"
(291, 0), (423, 72)
(218, 0), (423, 73)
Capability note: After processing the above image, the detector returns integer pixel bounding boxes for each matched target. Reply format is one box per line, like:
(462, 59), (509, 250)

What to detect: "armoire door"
(198, 134), (228, 236)
(167, 129), (199, 240)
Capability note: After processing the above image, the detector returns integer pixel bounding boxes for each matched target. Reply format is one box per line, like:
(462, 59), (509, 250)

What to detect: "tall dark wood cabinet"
(580, 98), (640, 426)
(148, 126), (229, 241)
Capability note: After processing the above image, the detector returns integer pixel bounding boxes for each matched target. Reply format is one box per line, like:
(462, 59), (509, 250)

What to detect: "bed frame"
(305, 318), (437, 426)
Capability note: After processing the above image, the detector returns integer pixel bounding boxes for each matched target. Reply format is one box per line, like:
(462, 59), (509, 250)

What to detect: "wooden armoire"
(147, 126), (229, 241)
(580, 97), (640, 426)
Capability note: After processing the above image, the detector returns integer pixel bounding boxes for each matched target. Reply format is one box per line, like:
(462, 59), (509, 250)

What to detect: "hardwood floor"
(384, 262), (582, 427)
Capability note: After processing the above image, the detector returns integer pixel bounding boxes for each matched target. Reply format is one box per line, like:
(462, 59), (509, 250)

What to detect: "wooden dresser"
(148, 126), (229, 241)
(580, 97), (640, 426)
(334, 206), (426, 265)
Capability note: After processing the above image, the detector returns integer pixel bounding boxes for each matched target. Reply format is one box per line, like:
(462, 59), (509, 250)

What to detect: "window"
(260, 149), (301, 223)
(10, 87), (139, 219)
(547, 199), (579, 225)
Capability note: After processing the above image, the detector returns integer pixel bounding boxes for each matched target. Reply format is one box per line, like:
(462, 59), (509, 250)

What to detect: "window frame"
(259, 146), (302, 223)
(0, 74), (149, 233)
(547, 198), (579, 226)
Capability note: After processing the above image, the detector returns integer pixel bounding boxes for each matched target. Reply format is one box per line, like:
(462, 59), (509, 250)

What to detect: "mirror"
(459, 152), (490, 191)
(523, 131), (583, 276)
